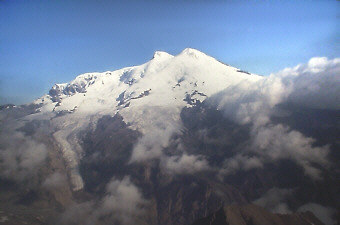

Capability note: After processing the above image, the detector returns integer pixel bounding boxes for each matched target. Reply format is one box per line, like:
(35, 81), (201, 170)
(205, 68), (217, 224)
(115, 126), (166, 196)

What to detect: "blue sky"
(0, 0), (339, 104)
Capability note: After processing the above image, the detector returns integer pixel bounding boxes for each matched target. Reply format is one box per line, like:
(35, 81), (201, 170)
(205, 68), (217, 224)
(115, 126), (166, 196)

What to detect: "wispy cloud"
(253, 188), (293, 214)
(162, 153), (210, 174)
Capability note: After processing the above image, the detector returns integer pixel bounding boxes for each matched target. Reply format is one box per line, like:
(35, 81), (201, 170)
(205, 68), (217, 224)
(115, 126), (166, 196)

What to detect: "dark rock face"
(237, 69), (251, 75)
(154, 176), (246, 225)
(79, 114), (140, 193)
(183, 91), (207, 106)
(48, 76), (97, 102)
(192, 204), (325, 225)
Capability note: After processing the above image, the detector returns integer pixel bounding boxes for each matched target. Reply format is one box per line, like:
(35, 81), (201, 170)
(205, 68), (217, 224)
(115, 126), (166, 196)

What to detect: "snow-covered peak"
(179, 48), (208, 58)
(36, 48), (263, 117)
(152, 51), (173, 60)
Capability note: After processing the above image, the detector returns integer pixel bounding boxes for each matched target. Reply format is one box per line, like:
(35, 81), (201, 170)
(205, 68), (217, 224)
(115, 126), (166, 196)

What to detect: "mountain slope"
(29, 48), (262, 191)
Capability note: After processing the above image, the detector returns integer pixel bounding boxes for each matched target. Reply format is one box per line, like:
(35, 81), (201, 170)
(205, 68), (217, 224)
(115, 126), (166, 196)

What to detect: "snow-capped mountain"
(29, 48), (262, 191)
(1, 49), (338, 225)
(36, 48), (261, 116)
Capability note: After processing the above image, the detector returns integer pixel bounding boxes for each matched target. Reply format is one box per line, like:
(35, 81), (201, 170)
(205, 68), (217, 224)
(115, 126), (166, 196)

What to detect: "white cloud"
(129, 126), (177, 162)
(276, 57), (340, 110)
(251, 124), (329, 179)
(212, 75), (290, 128)
(101, 176), (148, 224)
(60, 176), (149, 225)
(163, 154), (210, 174)
(213, 57), (339, 125)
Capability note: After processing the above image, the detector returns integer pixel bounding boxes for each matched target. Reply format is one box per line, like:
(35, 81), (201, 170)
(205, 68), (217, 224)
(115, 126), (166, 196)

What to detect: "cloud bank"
(214, 57), (339, 179)
(279, 57), (340, 110)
